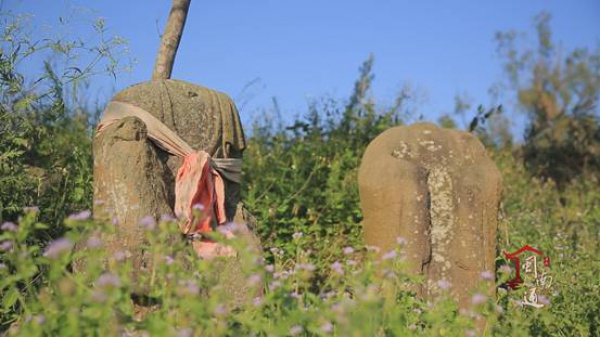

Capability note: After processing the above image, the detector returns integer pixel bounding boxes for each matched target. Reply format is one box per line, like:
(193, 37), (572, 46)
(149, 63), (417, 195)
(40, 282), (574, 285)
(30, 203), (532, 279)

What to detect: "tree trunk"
(152, 0), (192, 80)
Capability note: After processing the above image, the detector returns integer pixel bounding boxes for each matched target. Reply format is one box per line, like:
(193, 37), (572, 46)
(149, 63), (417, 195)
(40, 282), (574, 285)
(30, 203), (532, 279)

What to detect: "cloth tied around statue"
(97, 101), (242, 258)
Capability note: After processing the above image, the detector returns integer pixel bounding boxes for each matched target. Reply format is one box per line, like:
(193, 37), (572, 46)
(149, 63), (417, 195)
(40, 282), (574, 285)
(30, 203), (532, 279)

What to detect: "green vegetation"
(1, 9), (599, 337)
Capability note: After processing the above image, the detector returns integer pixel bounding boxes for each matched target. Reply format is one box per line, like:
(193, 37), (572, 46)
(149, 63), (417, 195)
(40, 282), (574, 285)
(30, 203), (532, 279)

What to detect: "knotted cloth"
(97, 101), (242, 236)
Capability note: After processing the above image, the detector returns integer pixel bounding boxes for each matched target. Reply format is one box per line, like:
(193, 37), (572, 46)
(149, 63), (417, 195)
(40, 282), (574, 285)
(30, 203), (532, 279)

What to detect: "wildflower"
(465, 329), (476, 337)
(68, 210), (91, 221)
(382, 250), (397, 260)
(160, 214), (176, 222)
(331, 261), (344, 275)
(320, 322), (333, 333)
(44, 238), (73, 259)
(499, 265), (512, 274)
(112, 250), (131, 261)
(538, 294), (551, 305)
(268, 280), (282, 290)
(192, 203), (205, 211)
(396, 236), (407, 245)
(94, 199), (105, 205)
(346, 259), (357, 266)
(112, 217), (119, 226)
(0, 240), (13, 252)
(269, 247), (281, 255)
(1, 222), (17, 232)
(495, 304), (504, 313)
(140, 216), (156, 230)
(480, 270), (494, 281)
(343, 246), (354, 255)
(164, 255), (175, 265)
(96, 273), (121, 288)
(289, 325), (303, 336)
(292, 232), (303, 239)
(177, 328), (193, 337)
(86, 237), (103, 248)
(295, 263), (315, 272)
(177, 280), (200, 296)
(408, 324), (417, 330)
(511, 299), (524, 307)
(247, 273), (262, 286)
(437, 279), (452, 290)
(214, 304), (228, 316)
(253, 296), (263, 307)
(33, 315), (45, 325)
(471, 293), (487, 305)
(265, 264), (275, 273)
(290, 291), (301, 299)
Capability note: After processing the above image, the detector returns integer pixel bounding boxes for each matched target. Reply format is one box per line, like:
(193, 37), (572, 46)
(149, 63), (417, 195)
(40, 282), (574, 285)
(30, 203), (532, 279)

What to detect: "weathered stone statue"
(77, 80), (262, 309)
(358, 122), (502, 307)
(73, 0), (262, 313)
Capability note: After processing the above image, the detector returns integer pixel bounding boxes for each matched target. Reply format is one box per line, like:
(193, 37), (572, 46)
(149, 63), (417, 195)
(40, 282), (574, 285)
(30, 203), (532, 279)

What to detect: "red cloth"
(175, 152), (226, 235)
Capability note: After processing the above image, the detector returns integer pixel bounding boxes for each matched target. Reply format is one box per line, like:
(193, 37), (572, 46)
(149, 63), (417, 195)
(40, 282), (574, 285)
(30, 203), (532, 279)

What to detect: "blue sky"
(5, 0), (600, 133)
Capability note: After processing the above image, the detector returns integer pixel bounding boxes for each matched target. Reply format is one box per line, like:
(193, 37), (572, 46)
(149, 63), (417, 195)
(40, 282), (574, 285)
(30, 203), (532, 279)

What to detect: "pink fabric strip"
(97, 101), (227, 235)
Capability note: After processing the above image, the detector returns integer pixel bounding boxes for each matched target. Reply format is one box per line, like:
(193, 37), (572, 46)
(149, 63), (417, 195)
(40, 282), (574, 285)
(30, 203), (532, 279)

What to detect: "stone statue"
(358, 122), (502, 307)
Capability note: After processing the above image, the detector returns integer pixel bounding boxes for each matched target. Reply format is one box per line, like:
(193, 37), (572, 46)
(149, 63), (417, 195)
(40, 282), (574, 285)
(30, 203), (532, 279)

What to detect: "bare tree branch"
(152, 0), (191, 80)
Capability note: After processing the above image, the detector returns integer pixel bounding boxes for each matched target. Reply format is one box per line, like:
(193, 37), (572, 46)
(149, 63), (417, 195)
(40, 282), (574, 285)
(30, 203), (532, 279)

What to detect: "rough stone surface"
(358, 122), (502, 307)
(75, 79), (260, 307)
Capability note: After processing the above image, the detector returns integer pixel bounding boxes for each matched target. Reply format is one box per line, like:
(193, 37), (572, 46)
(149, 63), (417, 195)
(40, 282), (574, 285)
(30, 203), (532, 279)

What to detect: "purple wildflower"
(382, 250), (397, 260)
(480, 270), (494, 281)
(320, 322), (333, 333)
(396, 236), (407, 245)
(247, 273), (262, 286)
(192, 203), (205, 211)
(214, 304), (228, 316)
(295, 263), (315, 272)
(253, 296), (263, 307)
(499, 265), (512, 274)
(471, 293), (487, 305)
(465, 329), (476, 337)
(1, 222), (17, 232)
(96, 273), (121, 288)
(44, 238), (73, 259)
(346, 259), (357, 266)
(0, 240), (13, 252)
(292, 232), (303, 239)
(178, 280), (200, 295)
(68, 210), (91, 221)
(86, 237), (103, 248)
(265, 264), (275, 273)
(177, 328), (193, 337)
(164, 255), (174, 265)
(289, 325), (303, 336)
(437, 279), (452, 290)
(140, 216), (156, 231)
(343, 246), (355, 255)
(268, 280), (282, 290)
(538, 294), (551, 305)
(331, 261), (344, 275)
(111, 217), (119, 226)
(112, 250), (131, 261)
(160, 214), (176, 222)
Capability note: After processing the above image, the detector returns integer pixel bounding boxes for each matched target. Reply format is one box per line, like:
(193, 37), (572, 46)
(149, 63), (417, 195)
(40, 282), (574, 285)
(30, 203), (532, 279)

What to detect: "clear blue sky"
(5, 0), (600, 132)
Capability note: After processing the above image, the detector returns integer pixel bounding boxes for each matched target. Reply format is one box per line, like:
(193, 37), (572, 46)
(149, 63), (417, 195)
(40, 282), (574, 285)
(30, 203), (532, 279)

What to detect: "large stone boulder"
(358, 122), (502, 307)
(75, 79), (261, 308)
